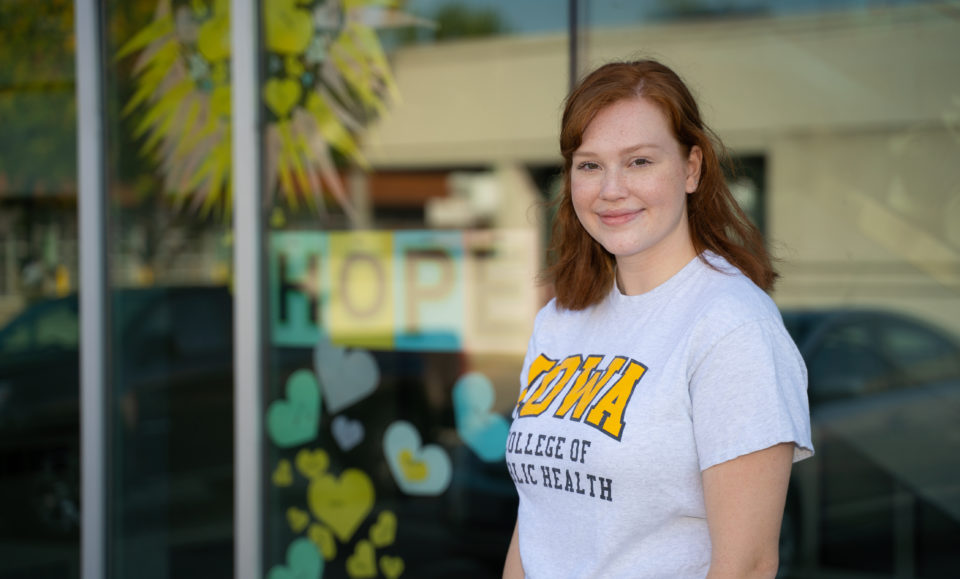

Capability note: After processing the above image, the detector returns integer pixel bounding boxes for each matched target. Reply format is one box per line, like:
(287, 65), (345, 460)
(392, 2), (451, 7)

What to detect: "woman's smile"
(598, 208), (645, 226)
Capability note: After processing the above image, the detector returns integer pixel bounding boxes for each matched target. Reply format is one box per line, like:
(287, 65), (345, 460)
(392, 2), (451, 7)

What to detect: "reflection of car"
(780, 309), (960, 577)
(0, 286), (235, 543)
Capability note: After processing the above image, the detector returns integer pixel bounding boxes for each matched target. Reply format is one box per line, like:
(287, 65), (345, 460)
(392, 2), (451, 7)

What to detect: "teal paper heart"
(453, 372), (510, 462)
(267, 369), (321, 448)
(267, 537), (323, 579)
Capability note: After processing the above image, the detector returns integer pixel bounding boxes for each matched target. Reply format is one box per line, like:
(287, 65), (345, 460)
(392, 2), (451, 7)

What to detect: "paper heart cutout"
(265, 0), (313, 55)
(264, 78), (303, 119)
(287, 507), (310, 534)
(267, 537), (323, 579)
(346, 540), (377, 578)
(398, 450), (428, 482)
(196, 13), (229, 62)
(314, 337), (379, 414)
(267, 370), (321, 448)
(296, 448), (330, 480)
(331, 415), (365, 452)
(383, 421), (452, 496)
(272, 459), (293, 487)
(308, 468), (375, 542)
(453, 372), (510, 462)
(369, 511), (397, 548)
(307, 523), (336, 561)
(380, 555), (405, 579)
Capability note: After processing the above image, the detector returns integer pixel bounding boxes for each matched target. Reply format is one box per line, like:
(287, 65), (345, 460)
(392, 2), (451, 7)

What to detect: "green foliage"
(0, 0), (77, 196)
(391, 1), (506, 46)
(433, 2), (507, 40)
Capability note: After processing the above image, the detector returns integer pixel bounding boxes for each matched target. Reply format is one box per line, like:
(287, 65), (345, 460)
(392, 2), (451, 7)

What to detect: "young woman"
(503, 60), (813, 578)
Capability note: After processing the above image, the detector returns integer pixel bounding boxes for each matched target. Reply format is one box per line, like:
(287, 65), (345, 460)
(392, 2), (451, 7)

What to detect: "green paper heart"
(268, 537), (323, 579)
(267, 369), (321, 448)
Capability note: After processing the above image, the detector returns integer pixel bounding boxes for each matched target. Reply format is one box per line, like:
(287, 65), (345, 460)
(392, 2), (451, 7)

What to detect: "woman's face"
(571, 96), (702, 275)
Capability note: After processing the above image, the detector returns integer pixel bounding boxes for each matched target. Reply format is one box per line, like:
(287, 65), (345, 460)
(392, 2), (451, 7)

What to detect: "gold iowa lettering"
(515, 354), (647, 440)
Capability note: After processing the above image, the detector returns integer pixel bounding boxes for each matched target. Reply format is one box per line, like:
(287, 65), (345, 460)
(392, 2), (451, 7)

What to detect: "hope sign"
(269, 229), (538, 353)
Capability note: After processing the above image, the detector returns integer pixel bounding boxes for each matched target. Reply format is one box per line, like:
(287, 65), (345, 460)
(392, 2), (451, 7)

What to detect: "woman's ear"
(686, 145), (703, 194)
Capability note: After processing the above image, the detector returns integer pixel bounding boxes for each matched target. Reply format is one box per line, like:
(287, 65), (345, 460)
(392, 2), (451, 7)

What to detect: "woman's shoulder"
(688, 253), (784, 332)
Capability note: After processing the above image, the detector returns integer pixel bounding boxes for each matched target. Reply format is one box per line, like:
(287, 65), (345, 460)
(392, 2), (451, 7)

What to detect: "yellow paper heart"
(369, 510), (397, 548)
(264, 78), (302, 119)
(399, 450), (428, 482)
(286, 507), (310, 534)
(296, 448), (329, 480)
(346, 540), (377, 578)
(265, 0), (313, 55)
(307, 523), (337, 561)
(197, 13), (229, 62)
(380, 555), (405, 579)
(308, 468), (375, 542)
(272, 459), (293, 487)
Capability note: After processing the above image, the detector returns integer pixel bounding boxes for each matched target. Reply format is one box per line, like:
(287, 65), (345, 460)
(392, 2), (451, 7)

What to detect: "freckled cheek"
(570, 185), (593, 217)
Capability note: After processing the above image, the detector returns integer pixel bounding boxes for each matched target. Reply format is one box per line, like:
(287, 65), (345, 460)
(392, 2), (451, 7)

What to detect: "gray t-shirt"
(507, 253), (813, 579)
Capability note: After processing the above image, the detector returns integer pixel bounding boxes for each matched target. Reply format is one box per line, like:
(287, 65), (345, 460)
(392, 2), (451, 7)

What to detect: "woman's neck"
(615, 242), (698, 296)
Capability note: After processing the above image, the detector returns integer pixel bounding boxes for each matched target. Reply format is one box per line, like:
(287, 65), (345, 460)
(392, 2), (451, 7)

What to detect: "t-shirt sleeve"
(689, 318), (814, 472)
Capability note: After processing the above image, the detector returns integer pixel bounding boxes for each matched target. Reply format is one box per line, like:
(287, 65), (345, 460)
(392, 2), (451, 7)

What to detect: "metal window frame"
(231, 0), (264, 577)
(76, 0), (108, 577)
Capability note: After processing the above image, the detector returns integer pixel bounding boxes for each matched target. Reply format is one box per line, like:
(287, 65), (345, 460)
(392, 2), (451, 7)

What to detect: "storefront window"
(5, 1), (957, 578)
(581, 1), (960, 576)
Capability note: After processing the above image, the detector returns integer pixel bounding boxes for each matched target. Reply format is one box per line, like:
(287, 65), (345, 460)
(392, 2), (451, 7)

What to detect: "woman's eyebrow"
(574, 143), (662, 157)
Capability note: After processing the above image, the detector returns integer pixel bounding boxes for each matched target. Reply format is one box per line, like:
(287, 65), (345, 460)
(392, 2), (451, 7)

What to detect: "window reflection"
(581, 1), (960, 577)
(0, 0), (80, 576)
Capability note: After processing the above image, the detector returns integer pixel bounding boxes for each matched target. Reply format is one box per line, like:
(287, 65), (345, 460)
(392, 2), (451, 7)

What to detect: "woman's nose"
(598, 169), (628, 201)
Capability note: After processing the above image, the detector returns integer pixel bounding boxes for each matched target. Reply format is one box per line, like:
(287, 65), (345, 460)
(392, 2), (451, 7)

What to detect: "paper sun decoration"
(119, 0), (429, 221)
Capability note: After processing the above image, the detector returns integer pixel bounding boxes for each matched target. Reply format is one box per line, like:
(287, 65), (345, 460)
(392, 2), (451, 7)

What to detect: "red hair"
(544, 60), (777, 310)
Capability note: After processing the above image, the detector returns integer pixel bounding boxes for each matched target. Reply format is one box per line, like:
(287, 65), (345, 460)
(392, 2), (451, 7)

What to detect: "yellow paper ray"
(348, 23), (400, 102)
(133, 79), (194, 138)
(116, 17), (174, 60)
(306, 92), (368, 168)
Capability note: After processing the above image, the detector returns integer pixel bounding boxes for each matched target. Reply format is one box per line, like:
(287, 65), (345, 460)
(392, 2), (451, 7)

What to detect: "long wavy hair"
(544, 59), (776, 310)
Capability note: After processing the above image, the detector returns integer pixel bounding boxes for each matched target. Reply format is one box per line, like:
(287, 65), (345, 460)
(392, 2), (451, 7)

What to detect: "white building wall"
(365, 5), (960, 334)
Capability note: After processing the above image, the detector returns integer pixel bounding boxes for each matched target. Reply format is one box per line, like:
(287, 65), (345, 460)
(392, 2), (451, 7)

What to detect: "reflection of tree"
(646, 0), (768, 20)
(396, 2), (505, 45)
(433, 3), (506, 40)
(0, 0), (77, 196)
(0, 0), (160, 197)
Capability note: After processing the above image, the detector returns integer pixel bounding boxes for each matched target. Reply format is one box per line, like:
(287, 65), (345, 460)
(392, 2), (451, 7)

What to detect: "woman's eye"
(576, 161), (599, 171)
(630, 158), (650, 167)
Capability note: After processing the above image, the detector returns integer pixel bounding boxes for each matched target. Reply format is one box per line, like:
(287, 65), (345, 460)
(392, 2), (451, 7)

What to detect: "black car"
(0, 286), (235, 542)
(780, 309), (960, 578)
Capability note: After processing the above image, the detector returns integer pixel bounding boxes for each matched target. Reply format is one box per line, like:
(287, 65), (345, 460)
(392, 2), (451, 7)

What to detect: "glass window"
(104, 0), (236, 575)
(808, 321), (890, 401)
(261, 1), (564, 576)
(878, 317), (960, 384)
(0, 0), (81, 576)
(580, 1), (960, 576)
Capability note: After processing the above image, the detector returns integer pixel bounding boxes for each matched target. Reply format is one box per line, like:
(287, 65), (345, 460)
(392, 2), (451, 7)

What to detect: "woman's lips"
(598, 209), (643, 226)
